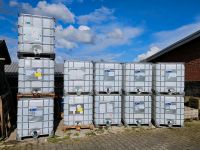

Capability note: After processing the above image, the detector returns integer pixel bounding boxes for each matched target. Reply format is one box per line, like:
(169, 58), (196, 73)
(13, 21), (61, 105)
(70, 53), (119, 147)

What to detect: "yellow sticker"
(77, 105), (83, 113)
(34, 71), (42, 77)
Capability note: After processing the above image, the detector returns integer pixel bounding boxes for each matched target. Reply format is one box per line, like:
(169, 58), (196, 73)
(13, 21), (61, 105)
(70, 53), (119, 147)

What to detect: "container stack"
(17, 14), (55, 140)
(63, 61), (94, 130)
(152, 63), (185, 127)
(94, 62), (122, 126)
(122, 63), (152, 126)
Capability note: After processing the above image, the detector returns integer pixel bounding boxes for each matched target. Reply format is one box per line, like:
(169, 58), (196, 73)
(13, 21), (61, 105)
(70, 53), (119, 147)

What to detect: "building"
(0, 40), (11, 95)
(142, 30), (200, 97)
(0, 40), (15, 138)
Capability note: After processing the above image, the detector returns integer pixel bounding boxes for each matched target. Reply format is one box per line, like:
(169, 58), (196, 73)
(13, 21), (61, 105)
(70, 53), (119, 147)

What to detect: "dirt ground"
(0, 120), (200, 150)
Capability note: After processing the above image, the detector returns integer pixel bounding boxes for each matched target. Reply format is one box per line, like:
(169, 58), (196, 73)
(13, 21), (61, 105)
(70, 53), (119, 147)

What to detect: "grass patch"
(74, 133), (80, 137)
(85, 131), (96, 136)
(47, 135), (61, 143)
(95, 128), (105, 134)
(63, 135), (70, 140)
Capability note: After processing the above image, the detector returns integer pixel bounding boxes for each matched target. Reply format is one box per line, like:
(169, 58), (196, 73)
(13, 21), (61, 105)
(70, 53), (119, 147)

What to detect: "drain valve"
(32, 130), (39, 139)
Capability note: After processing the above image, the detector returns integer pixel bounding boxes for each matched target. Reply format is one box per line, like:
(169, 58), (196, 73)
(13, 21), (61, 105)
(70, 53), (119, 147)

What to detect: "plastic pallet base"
(65, 92), (93, 96)
(153, 92), (184, 95)
(17, 134), (52, 141)
(94, 124), (122, 128)
(156, 124), (183, 128)
(124, 92), (152, 95)
(125, 123), (152, 127)
(17, 52), (55, 60)
(95, 92), (122, 95)
(62, 125), (94, 131)
(17, 93), (55, 99)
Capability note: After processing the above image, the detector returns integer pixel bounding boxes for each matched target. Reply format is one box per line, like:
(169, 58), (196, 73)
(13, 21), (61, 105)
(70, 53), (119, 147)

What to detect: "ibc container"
(94, 62), (122, 94)
(152, 95), (184, 127)
(153, 63), (184, 94)
(18, 14), (55, 54)
(64, 61), (93, 94)
(94, 95), (121, 126)
(18, 58), (54, 93)
(124, 63), (152, 93)
(63, 95), (93, 126)
(122, 95), (151, 126)
(17, 97), (54, 140)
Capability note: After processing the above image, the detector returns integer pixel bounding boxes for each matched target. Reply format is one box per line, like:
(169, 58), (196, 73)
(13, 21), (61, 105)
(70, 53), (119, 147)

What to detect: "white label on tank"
(108, 71), (114, 77)
(135, 101), (145, 111)
(165, 70), (177, 82)
(165, 102), (176, 110)
(100, 104), (106, 113)
(29, 107), (43, 122)
(104, 70), (115, 81)
(26, 69), (34, 76)
(34, 109), (43, 117)
(134, 69), (145, 81)
(70, 106), (77, 114)
(107, 103), (113, 113)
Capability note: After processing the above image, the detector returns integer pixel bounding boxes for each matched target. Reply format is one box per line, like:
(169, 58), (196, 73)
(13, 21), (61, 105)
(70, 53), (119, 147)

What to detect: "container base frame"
(94, 123), (122, 128)
(17, 133), (53, 141)
(17, 52), (55, 60)
(124, 123), (152, 127)
(65, 92), (93, 96)
(124, 92), (152, 95)
(17, 93), (55, 99)
(155, 124), (183, 128)
(62, 124), (94, 131)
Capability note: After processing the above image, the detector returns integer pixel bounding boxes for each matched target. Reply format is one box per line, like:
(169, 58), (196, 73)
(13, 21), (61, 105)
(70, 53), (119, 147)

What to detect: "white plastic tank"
(152, 95), (184, 127)
(64, 61), (93, 94)
(94, 62), (122, 94)
(94, 95), (121, 126)
(63, 95), (93, 126)
(17, 97), (54, 140)
(18, 58), (54, 93)
(123, 95), (151, 126)
(124, 63), (152, 93)
(153, 63), (185, 94)
(18, 14), (55, 54)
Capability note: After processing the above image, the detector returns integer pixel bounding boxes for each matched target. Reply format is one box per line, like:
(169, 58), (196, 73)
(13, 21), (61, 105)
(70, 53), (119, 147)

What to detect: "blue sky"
(1, 0), (200, 62)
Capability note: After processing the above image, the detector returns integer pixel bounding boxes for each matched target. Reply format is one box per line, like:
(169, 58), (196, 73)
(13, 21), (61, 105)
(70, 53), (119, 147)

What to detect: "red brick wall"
(185, 58), (200, 81)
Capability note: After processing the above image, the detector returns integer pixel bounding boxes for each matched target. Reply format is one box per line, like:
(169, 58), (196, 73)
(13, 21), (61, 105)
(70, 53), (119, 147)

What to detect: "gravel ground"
(0, 121), (200, 150)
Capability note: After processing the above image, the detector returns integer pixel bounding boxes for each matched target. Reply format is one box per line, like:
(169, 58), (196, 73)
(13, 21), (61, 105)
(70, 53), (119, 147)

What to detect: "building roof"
(142, 30), (200, 62)
(5, 63), (64, 75)
(0, 40), (11, 64)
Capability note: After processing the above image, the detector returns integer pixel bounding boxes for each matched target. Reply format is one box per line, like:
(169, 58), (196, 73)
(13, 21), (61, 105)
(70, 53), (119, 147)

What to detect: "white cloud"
(136, 21), (200, 61)
(21, 1), (75, 23)
(84, 25), (143, 52)
(9, 0), (18, 7)
(153, 21), (200, 48)
(136, 46), (160, 61)
(77, 7), (116, 24)
(55, 24), (95, 49)
(107, 28), (123, 39)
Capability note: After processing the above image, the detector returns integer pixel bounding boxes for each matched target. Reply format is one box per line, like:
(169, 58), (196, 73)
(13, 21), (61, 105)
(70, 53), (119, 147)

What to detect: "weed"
(85, 131), (96, 136)
(74, 133), (80, 137)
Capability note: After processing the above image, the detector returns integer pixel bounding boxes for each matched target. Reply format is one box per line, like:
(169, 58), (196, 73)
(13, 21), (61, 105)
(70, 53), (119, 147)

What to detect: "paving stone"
(2, 121), (200, 150)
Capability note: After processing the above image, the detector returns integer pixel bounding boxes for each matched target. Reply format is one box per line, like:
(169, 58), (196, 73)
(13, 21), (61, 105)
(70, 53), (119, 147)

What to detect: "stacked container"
(17, 14), (55, 140)
(122, 63), (152, 126)
(94, 62), (122, 126)
(152, 63), (185, 127)
(63, 61), (93, 127)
